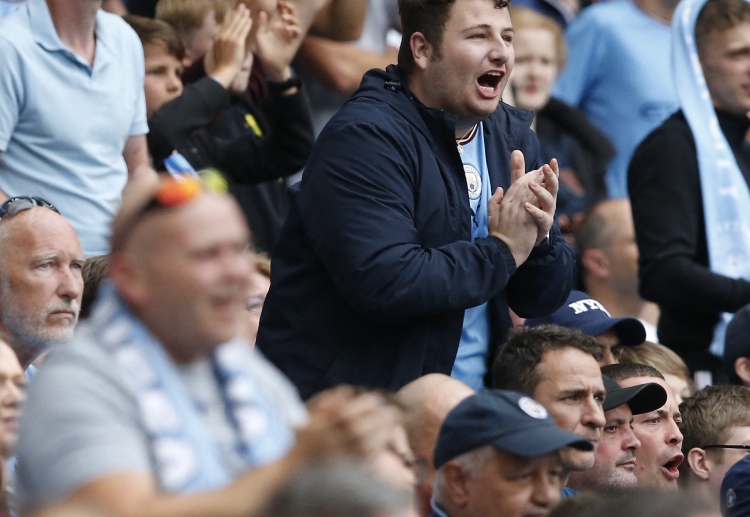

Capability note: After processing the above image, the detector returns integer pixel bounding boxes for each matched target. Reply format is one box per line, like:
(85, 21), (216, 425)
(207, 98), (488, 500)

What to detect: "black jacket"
(628, 109), (750, 374)
(257, 66), (575, 399)
(147, 77), (313, 185)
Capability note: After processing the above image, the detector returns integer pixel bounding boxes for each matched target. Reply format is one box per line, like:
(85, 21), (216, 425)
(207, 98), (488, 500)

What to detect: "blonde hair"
(618, 341), (690, 381)
(155, 0), (234, 36)
(509, 6), (567, 70)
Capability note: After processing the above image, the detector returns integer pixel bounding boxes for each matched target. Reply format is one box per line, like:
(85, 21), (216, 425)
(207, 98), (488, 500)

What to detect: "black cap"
(602, 375), (667, 414)
(434, 390), (594, 469)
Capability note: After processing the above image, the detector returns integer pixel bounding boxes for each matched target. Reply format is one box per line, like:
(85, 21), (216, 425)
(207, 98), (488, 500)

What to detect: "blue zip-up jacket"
(256, 66), (575, 399)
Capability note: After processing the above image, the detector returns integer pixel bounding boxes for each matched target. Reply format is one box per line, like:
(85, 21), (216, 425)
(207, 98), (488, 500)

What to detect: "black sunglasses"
(702, 445), (750, 451)
(0, 196), (59, 219)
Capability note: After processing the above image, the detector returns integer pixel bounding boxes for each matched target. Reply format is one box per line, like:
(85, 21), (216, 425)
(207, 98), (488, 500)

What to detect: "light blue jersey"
(451, 123), (491, 390)
(553, 0), (678, 198)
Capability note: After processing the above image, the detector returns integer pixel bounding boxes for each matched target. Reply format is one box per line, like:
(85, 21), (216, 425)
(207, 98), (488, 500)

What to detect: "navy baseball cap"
(602, 375), (666, 414)
(434, 390), (593, 469)
(525, 290), (646, 347)
(724, 304), (750, 380)
(721, 455), (750, 516)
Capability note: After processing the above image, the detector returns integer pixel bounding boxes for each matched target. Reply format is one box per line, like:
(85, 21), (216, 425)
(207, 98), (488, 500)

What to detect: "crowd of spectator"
(1, 0), (750, 515)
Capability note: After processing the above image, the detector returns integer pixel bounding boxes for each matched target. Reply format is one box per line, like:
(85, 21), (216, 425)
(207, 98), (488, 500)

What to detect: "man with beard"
(567, 373), (667, 493)
(0, 197), (85, 369)
(604, 363), (684, 490)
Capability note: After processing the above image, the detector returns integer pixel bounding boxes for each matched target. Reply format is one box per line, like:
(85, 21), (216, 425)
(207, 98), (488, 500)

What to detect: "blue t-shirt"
(451, 123), (491, 390)
(553, 0), (678, 198)
(0, 0), (148, 254)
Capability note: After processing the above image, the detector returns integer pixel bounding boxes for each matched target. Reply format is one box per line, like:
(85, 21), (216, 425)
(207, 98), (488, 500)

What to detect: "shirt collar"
(430, 496), (450, 517)
(28, 0), (113, 71)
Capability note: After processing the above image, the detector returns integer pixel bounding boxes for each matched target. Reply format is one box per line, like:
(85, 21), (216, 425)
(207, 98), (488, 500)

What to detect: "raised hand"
(255, 1), (304, 82)
(295, 386), (399, 461)
(488, 150), (560, 266)
(205, 4), (254, 89)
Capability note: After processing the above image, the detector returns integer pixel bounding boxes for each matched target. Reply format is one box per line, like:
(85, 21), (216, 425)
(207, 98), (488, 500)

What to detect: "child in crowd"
(136, 0), (313, 253)
(153, 0), (234, 67)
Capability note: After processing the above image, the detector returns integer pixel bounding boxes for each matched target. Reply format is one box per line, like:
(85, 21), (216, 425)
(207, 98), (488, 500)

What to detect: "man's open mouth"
(477, 71), (503, 93)
(661, 454), (683, 479)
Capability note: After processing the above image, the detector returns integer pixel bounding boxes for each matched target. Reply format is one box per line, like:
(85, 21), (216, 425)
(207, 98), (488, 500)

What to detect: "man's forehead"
(130, 193), (248, 251)
(1, 209), (82, 259)
(446, 0), (511, 30)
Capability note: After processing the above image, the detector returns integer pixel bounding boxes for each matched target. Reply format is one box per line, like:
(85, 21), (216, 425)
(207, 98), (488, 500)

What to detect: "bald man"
(16, 177), (399, 516)
(575, 198), (659, 341)
(0, 197), (85, 368)
(395, 374), (474, 517)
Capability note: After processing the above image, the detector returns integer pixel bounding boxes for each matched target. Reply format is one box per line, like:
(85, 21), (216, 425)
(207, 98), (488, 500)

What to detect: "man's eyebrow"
(461, 24), (514, 33)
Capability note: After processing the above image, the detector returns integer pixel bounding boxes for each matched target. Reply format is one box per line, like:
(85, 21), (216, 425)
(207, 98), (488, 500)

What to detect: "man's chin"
(561, 449), (596, 472)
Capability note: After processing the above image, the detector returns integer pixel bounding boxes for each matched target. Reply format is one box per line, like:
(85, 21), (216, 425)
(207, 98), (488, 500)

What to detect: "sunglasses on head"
(0, 196), (59, 219)
(142, 175), (203, 214)
(111, 175), (204, 251)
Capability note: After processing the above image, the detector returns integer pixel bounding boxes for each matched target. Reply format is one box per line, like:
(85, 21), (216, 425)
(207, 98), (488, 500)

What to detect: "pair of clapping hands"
(206, 1), (302, 93)
(488, 151), (560, 267)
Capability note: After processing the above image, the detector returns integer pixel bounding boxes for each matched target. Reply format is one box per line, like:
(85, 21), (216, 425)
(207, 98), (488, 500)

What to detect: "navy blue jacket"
(257, 66), (575, 399)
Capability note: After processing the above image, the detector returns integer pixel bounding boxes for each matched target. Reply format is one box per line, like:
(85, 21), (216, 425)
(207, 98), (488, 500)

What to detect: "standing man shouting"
(258, 0), (574, 398)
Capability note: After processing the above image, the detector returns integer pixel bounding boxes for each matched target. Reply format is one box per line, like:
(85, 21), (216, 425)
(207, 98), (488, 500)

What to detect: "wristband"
(267, 75), (301, 96)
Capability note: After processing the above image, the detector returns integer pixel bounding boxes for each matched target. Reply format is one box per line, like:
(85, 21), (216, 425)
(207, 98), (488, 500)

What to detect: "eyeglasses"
(702, 445), (750, 451)
(0, 196), (59, 219)
(386, 443), (429, 486)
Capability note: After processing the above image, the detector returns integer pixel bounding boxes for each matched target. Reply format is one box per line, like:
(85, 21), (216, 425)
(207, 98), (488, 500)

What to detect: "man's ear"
(441, 461), (472, 508)
(580, 248), (610, 279)
(735, 357), (750, 386)
(687, 447), (711, 480)
(108, 252), (149, 307)
(410, 32), (433, 71)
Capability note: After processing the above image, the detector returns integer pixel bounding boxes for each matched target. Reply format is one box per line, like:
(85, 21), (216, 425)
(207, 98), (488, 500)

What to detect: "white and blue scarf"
(89, 282), (294, 493)
(672, 0), (750, 356)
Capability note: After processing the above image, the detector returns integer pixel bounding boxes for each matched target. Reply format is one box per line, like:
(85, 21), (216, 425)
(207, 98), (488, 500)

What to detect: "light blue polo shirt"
(0, 0), (148, 255)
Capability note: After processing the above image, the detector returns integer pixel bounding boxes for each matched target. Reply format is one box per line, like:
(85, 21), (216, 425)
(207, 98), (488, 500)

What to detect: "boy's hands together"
(206, 4), (253, 89)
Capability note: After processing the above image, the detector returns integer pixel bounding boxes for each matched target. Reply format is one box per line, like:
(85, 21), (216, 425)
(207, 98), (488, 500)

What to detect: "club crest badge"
(465, 165), (481, 200)
(519, 397), (548, 419)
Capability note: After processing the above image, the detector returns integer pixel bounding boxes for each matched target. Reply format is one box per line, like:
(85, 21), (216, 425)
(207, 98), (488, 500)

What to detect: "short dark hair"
(81, 255), (110, 320)
(695, 0), (750, 51)
(398, 0), (510, 77)
(491, 325), (603, 395)
(678, 385), (750, 479)
(124, 15), (185, 61)
(601, 362), (665, 384)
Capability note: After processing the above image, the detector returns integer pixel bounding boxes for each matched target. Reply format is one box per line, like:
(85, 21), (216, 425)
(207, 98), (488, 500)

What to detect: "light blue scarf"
(672, 0), (750, 357)
(89, 283), (294, 493)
